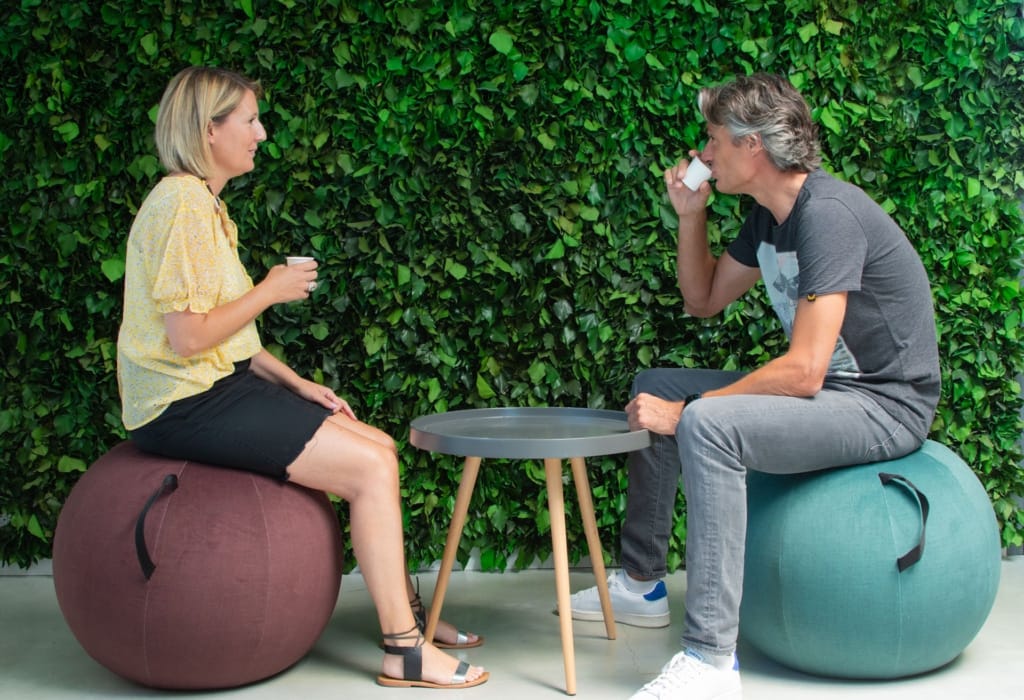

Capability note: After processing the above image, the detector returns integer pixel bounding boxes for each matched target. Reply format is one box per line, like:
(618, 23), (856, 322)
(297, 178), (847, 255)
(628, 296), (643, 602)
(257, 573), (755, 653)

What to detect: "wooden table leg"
(425, 455), (482, 646)
(570, 456), (616, 641)
(545, 457), (577, 696)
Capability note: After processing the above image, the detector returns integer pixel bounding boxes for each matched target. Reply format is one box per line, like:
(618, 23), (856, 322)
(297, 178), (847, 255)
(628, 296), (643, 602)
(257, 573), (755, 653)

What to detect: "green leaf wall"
(2, 0), (1022, 569)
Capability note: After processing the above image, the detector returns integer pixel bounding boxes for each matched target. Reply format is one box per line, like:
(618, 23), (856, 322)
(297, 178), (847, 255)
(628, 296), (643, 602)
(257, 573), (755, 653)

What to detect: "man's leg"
(619, 368), (747, 579)
(628, 388), (922, 700)
(678, 387), (922, 659)
(569, 367), (745, 626)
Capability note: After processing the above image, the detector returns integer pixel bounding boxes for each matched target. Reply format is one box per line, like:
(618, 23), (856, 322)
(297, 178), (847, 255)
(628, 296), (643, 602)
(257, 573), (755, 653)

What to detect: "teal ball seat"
(741, 440), (1001, 679)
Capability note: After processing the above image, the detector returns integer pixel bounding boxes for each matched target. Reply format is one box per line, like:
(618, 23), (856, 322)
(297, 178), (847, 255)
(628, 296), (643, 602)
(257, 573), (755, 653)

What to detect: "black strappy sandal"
(409, 578), (485, 650)
(376, 623), (489, 689)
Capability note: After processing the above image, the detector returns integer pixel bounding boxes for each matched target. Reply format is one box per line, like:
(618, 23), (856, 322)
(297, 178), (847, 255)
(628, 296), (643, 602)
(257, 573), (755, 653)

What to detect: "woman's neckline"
(166, 172), (221, 212)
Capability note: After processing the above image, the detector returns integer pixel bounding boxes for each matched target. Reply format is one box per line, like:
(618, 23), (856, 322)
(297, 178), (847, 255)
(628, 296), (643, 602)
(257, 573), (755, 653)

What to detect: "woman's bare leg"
(295, 416), (479, 647)
(286, 415), (485, 684)
(312, 417), (480, 647)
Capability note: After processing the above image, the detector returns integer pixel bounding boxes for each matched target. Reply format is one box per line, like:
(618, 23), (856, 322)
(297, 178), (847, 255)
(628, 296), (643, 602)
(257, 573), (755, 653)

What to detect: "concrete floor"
(1, 558), (1021, 699)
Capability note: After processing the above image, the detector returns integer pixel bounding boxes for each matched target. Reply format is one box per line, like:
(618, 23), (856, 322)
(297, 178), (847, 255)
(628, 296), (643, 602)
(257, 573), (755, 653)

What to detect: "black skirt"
(129, 360), (332, 479)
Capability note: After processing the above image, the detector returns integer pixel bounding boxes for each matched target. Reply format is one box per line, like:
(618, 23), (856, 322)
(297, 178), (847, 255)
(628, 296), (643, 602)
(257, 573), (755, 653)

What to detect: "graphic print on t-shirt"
(756, 242), (861, 378)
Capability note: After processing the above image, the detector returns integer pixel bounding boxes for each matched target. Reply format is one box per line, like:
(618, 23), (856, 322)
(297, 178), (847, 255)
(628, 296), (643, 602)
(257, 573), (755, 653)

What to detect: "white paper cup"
(287, 257), (317, 293)
(681, 157), (712, 191)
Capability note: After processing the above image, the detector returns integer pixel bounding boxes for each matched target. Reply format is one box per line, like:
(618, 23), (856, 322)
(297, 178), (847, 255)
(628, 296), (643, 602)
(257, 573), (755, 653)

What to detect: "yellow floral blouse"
(116, 174), (262, 430)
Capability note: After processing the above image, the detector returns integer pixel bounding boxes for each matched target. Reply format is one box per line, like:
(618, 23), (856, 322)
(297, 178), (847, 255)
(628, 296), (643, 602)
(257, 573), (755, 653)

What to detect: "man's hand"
(664, 154), (712, 218)
(625, 392), (686, 435)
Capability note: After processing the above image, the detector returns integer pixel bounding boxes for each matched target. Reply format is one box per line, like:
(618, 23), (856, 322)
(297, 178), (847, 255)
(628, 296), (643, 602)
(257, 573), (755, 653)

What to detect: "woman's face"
(208, 89), (267, 184)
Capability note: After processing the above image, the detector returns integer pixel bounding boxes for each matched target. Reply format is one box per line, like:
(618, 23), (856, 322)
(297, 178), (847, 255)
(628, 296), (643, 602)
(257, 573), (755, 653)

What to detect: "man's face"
(700, 123), (757, 195)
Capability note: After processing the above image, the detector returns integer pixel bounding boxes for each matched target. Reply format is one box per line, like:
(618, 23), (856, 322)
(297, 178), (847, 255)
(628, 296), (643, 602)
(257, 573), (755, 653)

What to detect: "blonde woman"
(116, 66), (486, 689)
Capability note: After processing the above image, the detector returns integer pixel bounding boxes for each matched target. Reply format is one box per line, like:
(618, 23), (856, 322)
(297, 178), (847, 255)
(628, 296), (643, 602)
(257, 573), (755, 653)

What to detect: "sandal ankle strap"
(381, 623), (426, 682)
(382, 622), (422, 646)
(409, 576), (428, 631)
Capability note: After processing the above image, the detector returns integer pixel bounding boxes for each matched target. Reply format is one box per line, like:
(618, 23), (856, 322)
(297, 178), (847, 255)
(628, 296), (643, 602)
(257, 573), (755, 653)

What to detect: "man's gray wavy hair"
(699, 73), (821, 173)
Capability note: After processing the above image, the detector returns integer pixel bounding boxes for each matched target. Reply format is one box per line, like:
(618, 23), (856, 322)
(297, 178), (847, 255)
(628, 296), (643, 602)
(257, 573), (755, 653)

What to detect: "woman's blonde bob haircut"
(155, 66), (263, 179)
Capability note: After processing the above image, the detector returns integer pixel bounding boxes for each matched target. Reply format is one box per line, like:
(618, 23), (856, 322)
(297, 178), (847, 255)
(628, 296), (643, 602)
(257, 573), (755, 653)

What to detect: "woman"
(115, 65), (486, 689)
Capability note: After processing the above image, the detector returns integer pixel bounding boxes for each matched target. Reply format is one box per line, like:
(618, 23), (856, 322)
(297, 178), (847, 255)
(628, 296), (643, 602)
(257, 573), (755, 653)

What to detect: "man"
(568, 73), (941, 699)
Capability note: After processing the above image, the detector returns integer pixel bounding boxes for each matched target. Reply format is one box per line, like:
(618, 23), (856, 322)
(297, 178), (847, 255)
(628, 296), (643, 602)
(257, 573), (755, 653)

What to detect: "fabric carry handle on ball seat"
(134, 473), (179, 580)
(878, 471), (929, 572)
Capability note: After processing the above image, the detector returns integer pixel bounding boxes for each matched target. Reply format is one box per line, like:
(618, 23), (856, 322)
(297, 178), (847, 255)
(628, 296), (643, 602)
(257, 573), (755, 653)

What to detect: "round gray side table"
(409, 407), (650, 696)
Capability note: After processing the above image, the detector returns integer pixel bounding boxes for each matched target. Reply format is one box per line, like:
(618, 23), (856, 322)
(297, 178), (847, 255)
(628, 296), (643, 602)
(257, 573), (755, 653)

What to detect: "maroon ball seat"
(53, 441), (344, 690)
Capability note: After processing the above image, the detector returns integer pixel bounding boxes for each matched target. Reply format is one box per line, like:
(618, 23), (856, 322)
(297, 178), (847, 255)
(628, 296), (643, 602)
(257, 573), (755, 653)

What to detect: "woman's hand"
(295, 378), (357, 419)
(249, 350), (357, 419)
(261, 260), (318, 303)
(164, 261), (319, 357)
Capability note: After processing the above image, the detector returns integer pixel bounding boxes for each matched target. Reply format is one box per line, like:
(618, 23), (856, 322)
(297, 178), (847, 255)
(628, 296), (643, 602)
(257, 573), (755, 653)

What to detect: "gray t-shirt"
(727, 169), (941, 440)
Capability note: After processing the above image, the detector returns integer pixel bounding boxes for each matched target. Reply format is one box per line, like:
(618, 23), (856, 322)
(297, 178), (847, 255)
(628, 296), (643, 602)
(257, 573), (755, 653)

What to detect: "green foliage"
(1, 0), (1022, 568)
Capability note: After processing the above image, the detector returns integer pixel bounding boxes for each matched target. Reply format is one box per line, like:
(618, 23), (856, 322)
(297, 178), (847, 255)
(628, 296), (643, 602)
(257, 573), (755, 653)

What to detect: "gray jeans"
(620, 368), (922, 657)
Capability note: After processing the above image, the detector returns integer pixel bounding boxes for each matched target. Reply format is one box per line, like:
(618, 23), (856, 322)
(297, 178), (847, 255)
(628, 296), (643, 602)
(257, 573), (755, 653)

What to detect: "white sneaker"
(629, 649), (742, 700)
(565, 570), (670, 628)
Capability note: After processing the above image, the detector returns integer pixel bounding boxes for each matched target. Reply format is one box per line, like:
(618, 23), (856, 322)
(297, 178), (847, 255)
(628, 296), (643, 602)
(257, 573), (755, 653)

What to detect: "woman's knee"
(288, 423), (398, 494)
(354, 441), (400, 496)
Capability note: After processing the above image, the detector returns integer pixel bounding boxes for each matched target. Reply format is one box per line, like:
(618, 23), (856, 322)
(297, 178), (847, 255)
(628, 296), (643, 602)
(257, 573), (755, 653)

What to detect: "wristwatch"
(684, 392), (703, 405)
